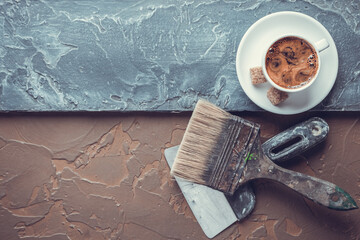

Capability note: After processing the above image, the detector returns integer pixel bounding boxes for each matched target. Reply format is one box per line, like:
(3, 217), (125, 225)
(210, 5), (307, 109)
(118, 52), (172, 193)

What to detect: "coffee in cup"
(262, 35), (329, 93)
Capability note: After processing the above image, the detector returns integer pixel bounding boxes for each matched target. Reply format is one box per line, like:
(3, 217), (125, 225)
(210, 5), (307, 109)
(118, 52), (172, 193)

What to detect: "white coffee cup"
(262, 35), (329, 93)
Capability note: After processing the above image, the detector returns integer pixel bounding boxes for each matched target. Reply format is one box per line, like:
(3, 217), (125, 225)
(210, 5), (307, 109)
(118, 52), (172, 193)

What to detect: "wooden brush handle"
(247, 156), (357, 210)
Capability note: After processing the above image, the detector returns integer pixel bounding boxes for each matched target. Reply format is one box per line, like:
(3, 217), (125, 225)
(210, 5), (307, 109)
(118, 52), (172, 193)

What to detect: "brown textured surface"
(0, 112), (359, 239)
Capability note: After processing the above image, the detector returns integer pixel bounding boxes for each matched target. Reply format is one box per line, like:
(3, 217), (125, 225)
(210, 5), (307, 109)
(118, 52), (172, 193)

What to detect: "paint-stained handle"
(243, 137), (358, 211)
(262, 117), (329, 163)
(254, 155), (358, 210)
(229, 118), (330, 220)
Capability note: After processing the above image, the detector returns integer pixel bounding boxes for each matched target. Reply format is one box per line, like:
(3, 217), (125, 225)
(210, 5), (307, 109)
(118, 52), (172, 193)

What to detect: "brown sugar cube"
(267, 87), (288, 105)
(250, 66), (267, 85)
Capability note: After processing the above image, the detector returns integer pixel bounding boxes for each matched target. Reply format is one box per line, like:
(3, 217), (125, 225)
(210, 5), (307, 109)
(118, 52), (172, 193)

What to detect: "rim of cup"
(262, 34), (321, 93)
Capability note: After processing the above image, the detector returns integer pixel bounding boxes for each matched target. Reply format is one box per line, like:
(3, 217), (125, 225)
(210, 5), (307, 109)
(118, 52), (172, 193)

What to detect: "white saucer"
(236, 11), (338, 115)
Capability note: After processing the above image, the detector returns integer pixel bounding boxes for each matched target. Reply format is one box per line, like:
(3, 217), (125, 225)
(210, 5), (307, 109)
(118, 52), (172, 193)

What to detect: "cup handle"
(315, 39), (329, 52)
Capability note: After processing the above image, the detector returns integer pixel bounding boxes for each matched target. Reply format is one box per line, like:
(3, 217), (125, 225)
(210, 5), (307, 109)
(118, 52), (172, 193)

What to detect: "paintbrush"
(171, 99), (358, 210)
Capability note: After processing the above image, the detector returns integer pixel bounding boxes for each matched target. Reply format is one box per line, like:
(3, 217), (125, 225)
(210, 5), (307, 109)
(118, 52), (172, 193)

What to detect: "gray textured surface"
(0, 0), (359, 112)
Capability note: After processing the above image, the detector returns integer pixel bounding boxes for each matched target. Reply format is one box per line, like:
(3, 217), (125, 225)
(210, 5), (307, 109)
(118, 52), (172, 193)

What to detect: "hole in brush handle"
(262, 117), (329, 163)
(270, 136), (303, 154)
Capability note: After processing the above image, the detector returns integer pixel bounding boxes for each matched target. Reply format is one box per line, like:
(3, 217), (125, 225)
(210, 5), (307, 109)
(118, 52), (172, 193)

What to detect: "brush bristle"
(171, 99), (231, 184)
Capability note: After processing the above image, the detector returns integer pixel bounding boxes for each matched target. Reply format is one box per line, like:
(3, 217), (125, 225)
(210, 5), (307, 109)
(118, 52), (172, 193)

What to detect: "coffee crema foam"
(265, 36), (318, 89)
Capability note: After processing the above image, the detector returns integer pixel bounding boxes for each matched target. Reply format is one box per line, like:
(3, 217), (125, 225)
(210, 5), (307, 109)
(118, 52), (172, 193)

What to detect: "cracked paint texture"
(0, 0), (360, 112)
(0, 112), (359, 239)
